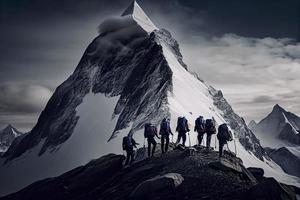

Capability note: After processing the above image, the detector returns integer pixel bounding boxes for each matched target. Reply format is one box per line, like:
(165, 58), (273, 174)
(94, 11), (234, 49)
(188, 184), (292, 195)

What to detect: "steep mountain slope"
(0, 125), (22, 153)
(0, 1), (298, 196)
(265, 147), (300, 178)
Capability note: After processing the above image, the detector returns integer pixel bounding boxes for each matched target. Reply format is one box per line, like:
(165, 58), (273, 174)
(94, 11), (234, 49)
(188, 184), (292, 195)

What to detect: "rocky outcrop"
(247, 167), (265, 181)
(1, 145), (296, 200)
(130, 173), (184, 198)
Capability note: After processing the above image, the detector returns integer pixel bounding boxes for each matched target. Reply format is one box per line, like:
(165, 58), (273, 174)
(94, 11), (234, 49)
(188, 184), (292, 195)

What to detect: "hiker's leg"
(152, 140), (157, 156)
(206, 134), (211, 149)
(125, 150), (130, 165)
(147, 139), (151, 157)
(165, 136), (170, 152)
(219, 141), (222, 157)
(161, 136), (165, 153)
(129, 150), (134, 164)
(198, 133), (203, 145)
(176, 132), (181, 144)
(182, 132), (186, 146)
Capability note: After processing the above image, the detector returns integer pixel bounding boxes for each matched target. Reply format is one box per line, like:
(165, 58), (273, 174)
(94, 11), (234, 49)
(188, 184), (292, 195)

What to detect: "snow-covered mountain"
(250, 104), (300, 180)
(251, 104), (300, 148)
(0, 125), (22, 153)
(0, 1), (299, 196)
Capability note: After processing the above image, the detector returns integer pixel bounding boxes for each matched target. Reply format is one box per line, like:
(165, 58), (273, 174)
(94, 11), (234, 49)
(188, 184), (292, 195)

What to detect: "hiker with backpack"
(194, 116), (206, 146)
(176, 117), (190, 146)
(205, 118), (216, 151)
(144, 123), (160, 157)
(217, 123), (233, 158)
(159, 118), (173, 153)
(122, 134), (139, 166)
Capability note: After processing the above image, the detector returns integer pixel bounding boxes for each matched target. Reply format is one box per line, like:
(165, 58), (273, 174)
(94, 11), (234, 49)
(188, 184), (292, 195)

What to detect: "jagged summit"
(121, 0), (157, 32)
(272, 104), (285, 113)
(0, 125), (22, 153)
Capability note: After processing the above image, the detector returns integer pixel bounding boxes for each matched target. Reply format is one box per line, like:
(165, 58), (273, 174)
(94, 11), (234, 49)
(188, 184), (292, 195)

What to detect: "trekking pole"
(214, 135), (217, 149)
(188, 132), (191, 147)
(226, 143), (232, 153)
(234, 139), (237, 156)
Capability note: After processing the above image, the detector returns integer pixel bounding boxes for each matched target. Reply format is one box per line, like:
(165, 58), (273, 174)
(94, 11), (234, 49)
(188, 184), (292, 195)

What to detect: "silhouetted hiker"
(205, 118), (216, 151)
(122, 134), (139, 165)
(194, 116), (206, 145)
(217, 123), (233, 158)
(159, 118), (173, 153)
(176, 117), (189, 146)
(144, 123), (160, 157)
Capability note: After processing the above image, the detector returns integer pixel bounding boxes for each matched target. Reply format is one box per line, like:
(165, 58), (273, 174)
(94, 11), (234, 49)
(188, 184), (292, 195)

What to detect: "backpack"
(122, 136), (132, 150)
(144, 123), (157, 138)
(177, 117), (187, 132)
(205, 119), (216, 134)
(217, 123), (232, 141)
(195, 116), (205, 132)
(160, 119), (170, 135)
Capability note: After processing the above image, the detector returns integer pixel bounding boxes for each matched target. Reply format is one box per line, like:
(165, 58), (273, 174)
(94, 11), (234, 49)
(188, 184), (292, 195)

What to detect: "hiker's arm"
(155, 132), (160, 139)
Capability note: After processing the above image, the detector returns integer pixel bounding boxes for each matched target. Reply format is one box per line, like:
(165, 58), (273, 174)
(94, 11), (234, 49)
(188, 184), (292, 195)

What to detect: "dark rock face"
(278, 124), (300, 145)
(130, 173), (184, 198)
(230, 177), (297, 200)
(208, 87), (265, 160)
(4, 27), (173, 160)
(247, 167), (264, 181)
(265, 147), (300, 178)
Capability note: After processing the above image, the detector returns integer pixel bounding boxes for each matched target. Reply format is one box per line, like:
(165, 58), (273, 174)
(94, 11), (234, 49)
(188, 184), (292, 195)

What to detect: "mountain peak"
(121, 0), (157, 32)
(3, 124), (14, 131)
(272, 104), (284, 112)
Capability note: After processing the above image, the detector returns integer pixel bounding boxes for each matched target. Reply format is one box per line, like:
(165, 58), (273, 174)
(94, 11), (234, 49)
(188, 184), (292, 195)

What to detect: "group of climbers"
(122, 115), (233, 166)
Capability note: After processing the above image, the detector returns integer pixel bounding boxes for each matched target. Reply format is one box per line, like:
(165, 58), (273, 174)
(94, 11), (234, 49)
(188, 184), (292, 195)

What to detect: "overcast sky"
(0, 0), (299, 131)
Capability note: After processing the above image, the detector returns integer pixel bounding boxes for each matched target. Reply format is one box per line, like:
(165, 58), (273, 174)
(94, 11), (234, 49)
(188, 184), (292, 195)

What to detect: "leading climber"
(217, 123), (233, 158)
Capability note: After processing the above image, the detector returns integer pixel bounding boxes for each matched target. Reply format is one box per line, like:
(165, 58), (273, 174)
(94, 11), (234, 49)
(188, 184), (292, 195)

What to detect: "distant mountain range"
(0, 125), (23, 153)
(249, 104), (300, 179)
(250, 104), (300, 148)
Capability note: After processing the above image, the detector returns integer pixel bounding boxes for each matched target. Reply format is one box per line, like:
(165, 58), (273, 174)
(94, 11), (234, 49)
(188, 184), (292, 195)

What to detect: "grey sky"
(0, 0), (299, 131)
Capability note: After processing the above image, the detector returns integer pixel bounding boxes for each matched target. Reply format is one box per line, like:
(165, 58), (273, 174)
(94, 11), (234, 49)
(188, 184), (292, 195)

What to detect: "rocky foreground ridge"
(1, 144), (298, 200)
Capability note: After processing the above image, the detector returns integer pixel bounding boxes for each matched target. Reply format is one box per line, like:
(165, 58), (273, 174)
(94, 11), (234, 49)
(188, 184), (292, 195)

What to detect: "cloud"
(0, 82), (52, 114)
(180, 34), (300, 121)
